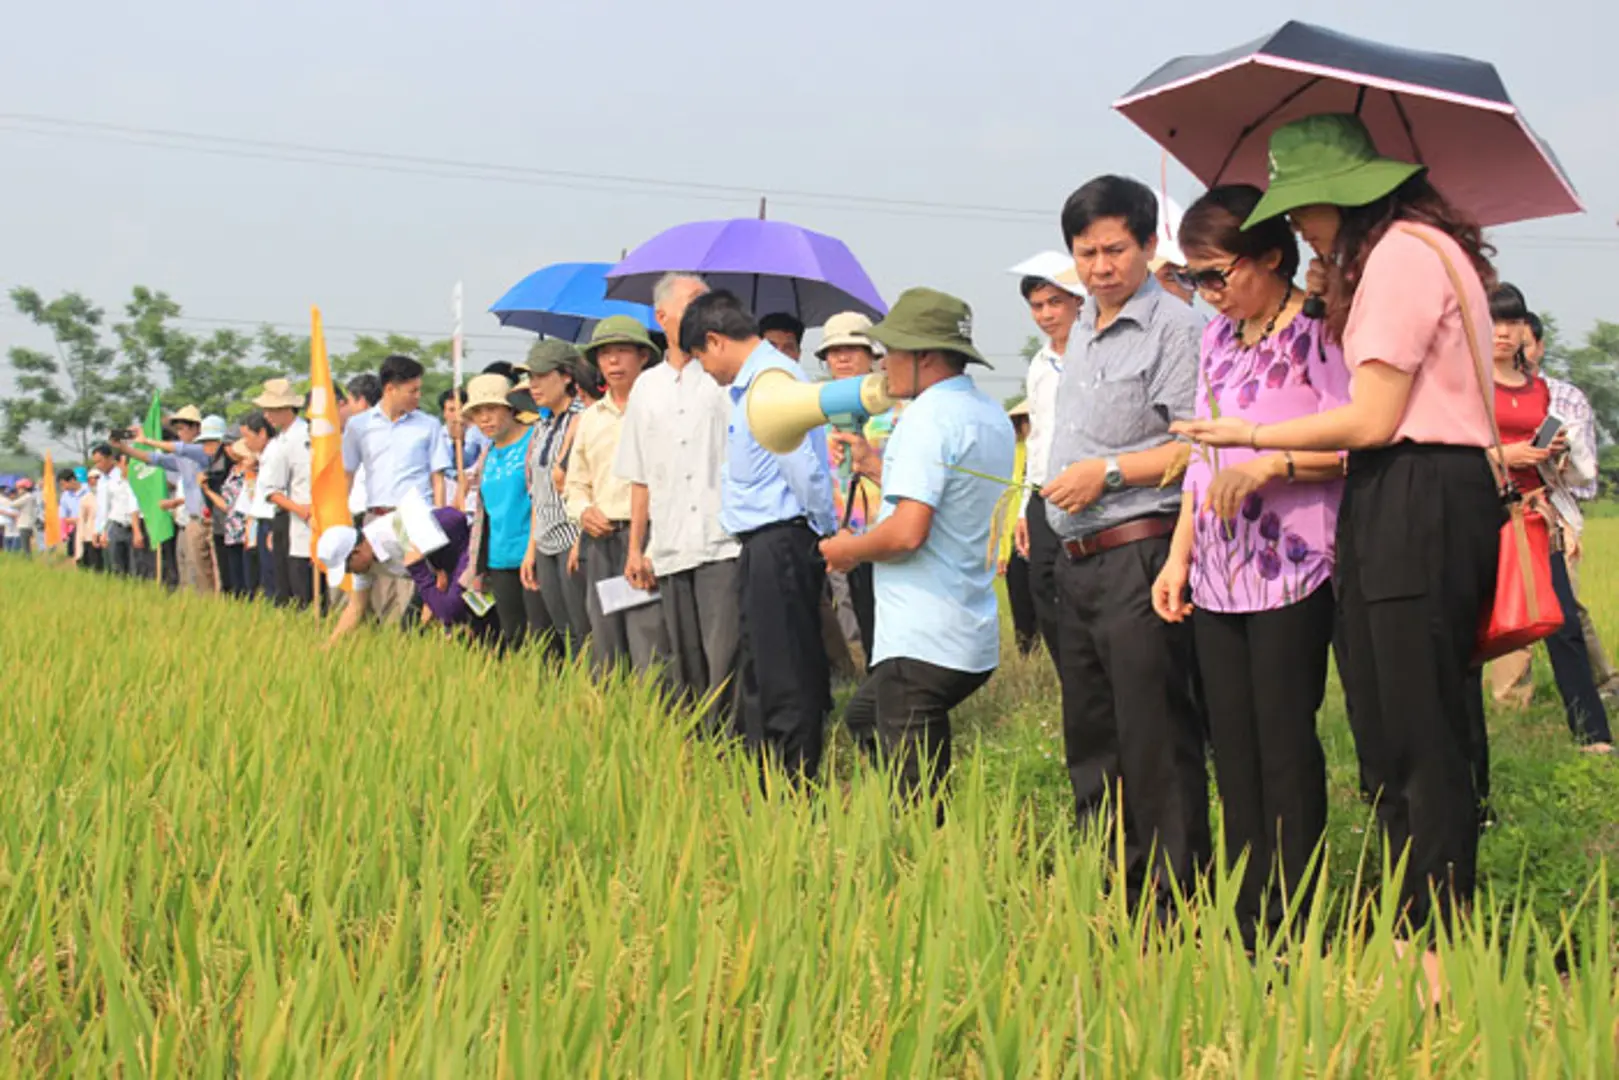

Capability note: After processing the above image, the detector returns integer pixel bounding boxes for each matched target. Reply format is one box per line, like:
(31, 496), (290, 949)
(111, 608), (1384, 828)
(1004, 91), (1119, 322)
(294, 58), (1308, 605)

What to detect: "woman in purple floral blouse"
(1150, 185), (1352, 946)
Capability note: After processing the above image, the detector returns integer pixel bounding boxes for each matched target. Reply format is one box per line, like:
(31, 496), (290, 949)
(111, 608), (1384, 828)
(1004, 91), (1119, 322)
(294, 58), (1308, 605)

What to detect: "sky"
(1, 0), (1615, 421)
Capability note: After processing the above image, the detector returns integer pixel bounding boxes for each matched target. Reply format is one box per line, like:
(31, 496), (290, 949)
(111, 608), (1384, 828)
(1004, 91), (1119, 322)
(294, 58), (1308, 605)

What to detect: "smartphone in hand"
(1532, 414), (1565, 450)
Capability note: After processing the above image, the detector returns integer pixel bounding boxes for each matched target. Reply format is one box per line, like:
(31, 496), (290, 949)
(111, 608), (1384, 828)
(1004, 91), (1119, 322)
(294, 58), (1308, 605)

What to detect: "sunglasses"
(1172, 257), (1246, 293)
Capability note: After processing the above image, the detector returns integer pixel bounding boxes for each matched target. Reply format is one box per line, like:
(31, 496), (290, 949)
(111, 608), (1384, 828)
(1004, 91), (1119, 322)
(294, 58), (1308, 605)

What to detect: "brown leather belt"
(1063, 514), (1177, 561)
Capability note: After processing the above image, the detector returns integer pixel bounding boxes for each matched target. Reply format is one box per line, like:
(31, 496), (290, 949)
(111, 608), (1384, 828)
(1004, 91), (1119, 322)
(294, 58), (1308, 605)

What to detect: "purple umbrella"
(1113, 20), (1581, 226)
(605, 218), (886, 327)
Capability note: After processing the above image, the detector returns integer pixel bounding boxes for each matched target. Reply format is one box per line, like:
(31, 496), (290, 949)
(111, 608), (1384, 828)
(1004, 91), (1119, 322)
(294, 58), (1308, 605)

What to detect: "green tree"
(1, 287), (152, 460)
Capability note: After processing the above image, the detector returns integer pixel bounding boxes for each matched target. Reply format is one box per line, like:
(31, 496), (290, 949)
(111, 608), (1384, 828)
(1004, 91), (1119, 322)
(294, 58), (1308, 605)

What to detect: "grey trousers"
(534, 547), (590, 656)
(583, 530), (668, 676)
(659, 558), (742, 724)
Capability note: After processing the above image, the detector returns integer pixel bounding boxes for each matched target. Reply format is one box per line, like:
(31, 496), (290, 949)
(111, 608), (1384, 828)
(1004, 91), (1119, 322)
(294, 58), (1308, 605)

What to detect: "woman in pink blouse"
(1151, 184), (1351, 946)
(1174, 114), (1500, 949)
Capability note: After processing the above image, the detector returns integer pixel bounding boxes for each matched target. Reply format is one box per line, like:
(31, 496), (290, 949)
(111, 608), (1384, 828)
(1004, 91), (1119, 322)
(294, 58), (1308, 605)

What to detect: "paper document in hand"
(397, 492), (449, 556)
(595, 575), (660, 616)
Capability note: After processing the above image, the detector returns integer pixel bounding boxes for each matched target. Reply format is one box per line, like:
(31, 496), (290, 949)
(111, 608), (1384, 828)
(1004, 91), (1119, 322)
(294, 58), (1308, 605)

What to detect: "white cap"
(815, 311), (878, 359)
(199, 415), (229, 442)
(1006, 252), (1086, 297)
(315, 525), (358, 588)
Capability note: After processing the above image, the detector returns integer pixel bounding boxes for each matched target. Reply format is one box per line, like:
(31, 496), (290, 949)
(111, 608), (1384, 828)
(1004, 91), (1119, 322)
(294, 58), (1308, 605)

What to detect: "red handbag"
(1401, 227), (1564, 663)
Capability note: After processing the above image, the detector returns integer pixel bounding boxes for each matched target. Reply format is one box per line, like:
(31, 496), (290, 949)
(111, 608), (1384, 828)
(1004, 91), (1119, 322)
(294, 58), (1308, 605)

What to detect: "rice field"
(2, 527), (1618, 1076)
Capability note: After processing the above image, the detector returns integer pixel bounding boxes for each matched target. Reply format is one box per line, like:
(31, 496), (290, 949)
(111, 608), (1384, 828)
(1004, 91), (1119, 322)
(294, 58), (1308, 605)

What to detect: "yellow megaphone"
(746, 371), (895, 454)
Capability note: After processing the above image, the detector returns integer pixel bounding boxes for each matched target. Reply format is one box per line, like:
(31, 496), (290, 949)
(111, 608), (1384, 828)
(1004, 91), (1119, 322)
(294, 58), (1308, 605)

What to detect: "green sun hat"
(581, 315), (662, 366)
(1244, 113), (1426, 229)
(520, 338), (582, 376)
(864, 287), (991, 367)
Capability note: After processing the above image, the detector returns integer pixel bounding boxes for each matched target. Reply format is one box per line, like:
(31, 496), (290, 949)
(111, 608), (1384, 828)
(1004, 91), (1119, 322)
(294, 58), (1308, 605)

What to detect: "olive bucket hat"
(519, 338), (582, 377)
(1244, 113), (1426, 229)
(580, 315), (662, 366)
(863, 287), (991, 367)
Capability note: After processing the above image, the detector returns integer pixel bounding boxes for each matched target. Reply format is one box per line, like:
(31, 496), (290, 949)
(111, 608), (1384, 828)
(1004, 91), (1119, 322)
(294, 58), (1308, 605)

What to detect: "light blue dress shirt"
(342, 406), (455, 509)
(722, 341), (837, 537)
(872, 375), (1016, 674)
(149, 440), (211, 517)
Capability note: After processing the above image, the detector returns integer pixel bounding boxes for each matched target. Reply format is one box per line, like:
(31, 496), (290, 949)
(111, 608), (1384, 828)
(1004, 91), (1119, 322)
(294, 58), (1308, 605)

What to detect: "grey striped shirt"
(1045, 275), (1204, 541)
(529, 399), (584, 556)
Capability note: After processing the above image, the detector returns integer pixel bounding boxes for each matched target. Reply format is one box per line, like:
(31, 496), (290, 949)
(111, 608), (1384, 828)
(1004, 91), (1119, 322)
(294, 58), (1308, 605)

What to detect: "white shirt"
(1022, 339), (1066, 504)
(614, 360), (740, 576)
(100, 467), (134, 527)
(261, 418), (313, 556)
(350, 464), (369, 517)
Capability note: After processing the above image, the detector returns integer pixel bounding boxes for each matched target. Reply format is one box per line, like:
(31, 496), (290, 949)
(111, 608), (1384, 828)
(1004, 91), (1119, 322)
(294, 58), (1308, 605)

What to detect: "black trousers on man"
(271, 510), (293, 605)
(1194, 585), (1334, 945)
(735, 520), (831, 783)
(1055, 530), (1209, 904)
(1545, 550), (1612, 745)
(1005, 552), (1040, 657)
(106, 522), (134, 575)
(858, 656), (992, 806)
(1024, 493), (1063, 659)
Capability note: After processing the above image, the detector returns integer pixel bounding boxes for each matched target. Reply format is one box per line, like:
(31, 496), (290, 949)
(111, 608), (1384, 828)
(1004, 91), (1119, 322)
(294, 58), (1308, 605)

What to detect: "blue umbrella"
(489, 262), (659, 343)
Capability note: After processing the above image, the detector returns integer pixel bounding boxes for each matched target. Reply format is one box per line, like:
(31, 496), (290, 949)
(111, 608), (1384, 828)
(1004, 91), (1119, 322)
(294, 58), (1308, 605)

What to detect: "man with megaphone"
(817, 288), (1015, 808)
(680, 290), (840, 785)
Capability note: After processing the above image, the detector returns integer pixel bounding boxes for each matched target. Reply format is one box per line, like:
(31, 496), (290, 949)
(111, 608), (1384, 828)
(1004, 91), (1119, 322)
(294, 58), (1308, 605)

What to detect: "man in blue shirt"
(681, 290), (837, 783)
(115, 407), (226, 595)
(819, 288), (1015, 805)
(343, 354), (455, 625)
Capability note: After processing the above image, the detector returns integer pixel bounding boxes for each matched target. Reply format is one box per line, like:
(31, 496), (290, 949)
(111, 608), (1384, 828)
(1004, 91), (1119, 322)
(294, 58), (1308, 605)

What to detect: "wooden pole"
(758, 196), (767, 220)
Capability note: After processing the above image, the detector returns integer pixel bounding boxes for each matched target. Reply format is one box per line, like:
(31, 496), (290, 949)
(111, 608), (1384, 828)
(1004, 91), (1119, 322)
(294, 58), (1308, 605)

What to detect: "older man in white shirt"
(90, 444), (136, 575)
(617, 273), (741, 721)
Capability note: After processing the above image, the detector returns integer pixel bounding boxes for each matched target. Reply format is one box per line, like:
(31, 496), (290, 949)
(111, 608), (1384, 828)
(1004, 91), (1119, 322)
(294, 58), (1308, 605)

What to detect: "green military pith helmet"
(1244, 113), (1426, 229)
(863, 287), (991, 367)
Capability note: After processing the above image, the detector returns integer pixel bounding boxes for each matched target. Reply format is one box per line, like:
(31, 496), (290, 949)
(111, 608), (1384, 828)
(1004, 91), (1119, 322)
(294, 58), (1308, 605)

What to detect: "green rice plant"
(0, 555), (1615, 1076)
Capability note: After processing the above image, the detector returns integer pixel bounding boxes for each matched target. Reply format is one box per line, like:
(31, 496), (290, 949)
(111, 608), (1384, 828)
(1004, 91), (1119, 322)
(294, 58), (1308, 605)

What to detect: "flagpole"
(451, 281), (465, 508)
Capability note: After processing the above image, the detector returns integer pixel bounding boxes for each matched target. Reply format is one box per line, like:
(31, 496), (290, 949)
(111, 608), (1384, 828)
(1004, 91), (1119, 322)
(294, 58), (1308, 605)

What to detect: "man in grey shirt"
(1042, 174), (1208, 911)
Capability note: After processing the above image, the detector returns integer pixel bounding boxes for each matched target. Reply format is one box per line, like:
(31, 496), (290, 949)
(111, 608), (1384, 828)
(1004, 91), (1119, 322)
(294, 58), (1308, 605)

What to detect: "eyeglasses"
(1172, 257), (1246, 293)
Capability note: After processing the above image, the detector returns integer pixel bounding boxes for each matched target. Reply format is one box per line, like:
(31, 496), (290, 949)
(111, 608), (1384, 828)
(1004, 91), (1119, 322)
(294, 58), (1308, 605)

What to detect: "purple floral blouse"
(1183, 313), (1352, 614)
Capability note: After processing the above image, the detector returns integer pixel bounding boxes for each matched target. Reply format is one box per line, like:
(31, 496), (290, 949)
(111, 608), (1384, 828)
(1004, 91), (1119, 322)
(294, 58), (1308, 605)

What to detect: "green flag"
(128, 395), (176, 547)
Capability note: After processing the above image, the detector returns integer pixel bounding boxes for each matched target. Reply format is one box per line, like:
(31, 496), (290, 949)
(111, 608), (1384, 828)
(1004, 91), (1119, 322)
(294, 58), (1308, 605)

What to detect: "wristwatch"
(1103, 456), (1125, 492)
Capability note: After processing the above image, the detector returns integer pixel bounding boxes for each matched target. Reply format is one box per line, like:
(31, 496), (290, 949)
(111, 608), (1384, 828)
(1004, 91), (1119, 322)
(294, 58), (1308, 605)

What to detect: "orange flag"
(307, 307), (352, 586)
(41, 453), (61, 548)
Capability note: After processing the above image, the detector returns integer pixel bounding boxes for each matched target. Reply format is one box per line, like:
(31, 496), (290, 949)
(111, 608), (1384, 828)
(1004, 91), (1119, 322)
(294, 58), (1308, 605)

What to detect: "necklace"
(1238, 284), (1294, 347)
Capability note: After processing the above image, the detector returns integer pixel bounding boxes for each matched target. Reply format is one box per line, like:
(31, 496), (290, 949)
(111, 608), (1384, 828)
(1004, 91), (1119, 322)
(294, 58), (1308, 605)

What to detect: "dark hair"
(1324, 173), (1496, 343)
(160, 427), (177, 441)
(1527, 312), (1544, 343)
(57, 468), (75, 483)
(1020, 275), (1072, 302)
(758, 311), (805, 344)
(1489, 282), (1530, 323)
(570, 359), (605, 399)
(939, 351), (971, 375)
(346, 373), (381, 407)
(91, 443), (114, 460)
(438, 388), (467, 410)
(480, 360), (518, 382)
(679, 291), (760, 356)
(1060, 175), (1158, 249)
(378, 354), (425, 387)
(1178, 184), (1300, 284)
(239, 411), (274, 439)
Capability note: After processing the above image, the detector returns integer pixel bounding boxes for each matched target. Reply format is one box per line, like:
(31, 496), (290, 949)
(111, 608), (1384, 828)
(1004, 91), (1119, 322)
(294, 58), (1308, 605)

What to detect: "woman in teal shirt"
(464, 373), (538, 650)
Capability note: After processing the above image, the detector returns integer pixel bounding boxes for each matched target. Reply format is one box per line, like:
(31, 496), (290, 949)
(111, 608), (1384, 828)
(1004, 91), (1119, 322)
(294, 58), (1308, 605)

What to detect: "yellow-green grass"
(1, 526), (1617, 1076)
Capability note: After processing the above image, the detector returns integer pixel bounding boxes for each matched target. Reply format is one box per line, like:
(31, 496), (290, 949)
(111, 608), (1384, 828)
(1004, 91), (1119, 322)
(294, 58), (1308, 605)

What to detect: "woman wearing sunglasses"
(1173, 115), (1501, 985)
(1150, 183), (1351, 947)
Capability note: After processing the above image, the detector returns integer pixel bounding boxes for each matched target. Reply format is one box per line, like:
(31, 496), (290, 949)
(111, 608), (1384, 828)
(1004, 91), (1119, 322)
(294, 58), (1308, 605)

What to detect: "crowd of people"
(11, 112), (1615, 962)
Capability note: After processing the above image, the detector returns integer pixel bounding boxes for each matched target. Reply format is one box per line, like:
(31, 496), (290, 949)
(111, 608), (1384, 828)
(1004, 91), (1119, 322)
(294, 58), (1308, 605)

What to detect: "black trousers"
(858, 656), (992, 805)
(848, 561), (876, 663)
(221, 544), (248, 596)
(736, 520), (831, 783)
(106, 523), (134, 576)
(254, 520), (274, 600)
(286, 556), (313, 608)
(487, 567), (535, 652)
(80, 544), (104, 572)
(1194, 585), (1333, 944)
(1024, 493), (1063, 659)
(1055, 531), (1210, 899)
(1005, 552), (1040, 657)
(1336, 443), (1500, 931)
(271, 510), (293, 605)
(1546, 549), (1612, 745)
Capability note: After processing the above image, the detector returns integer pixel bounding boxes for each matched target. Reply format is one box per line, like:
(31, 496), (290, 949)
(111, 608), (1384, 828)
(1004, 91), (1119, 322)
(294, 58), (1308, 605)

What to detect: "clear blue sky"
(1, 0), (1614, 408)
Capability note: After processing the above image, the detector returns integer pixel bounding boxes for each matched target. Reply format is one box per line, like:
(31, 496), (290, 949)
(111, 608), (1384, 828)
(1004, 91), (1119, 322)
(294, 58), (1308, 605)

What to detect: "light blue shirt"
(872, 375), (1016, 674)
(342, 405), (454, 509)
(149, 440), (211, 518)
(479, 427), (533, 570)
(722, 341), (837, 537)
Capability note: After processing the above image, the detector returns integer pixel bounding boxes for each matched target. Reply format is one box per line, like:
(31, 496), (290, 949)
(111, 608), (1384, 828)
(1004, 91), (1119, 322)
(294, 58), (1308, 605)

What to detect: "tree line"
(1, 286), (466, 463)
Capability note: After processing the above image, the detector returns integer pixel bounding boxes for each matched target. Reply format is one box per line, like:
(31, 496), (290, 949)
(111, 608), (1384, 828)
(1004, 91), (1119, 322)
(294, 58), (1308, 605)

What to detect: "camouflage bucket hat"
(581, 315), (662, 366)
(1244, 113), (1426, 229)
(863, 287), (990, 367)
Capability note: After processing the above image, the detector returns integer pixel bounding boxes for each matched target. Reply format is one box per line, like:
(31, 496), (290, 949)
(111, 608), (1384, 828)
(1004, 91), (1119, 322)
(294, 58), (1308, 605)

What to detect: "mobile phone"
(1531, 414), (1565, 450)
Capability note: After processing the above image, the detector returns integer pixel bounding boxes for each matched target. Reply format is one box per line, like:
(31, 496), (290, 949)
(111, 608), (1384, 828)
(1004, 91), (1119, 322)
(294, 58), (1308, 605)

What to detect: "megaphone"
(746, 372), (894, 454)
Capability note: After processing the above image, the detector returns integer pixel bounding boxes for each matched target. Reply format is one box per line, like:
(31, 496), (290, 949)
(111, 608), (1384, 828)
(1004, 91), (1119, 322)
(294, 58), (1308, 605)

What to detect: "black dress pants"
(272, 510), (293, 605)
(847, 561), (876, 664)
(859, 656), (992, 805)
(1025, 493), (1063, 659)
(1336, 443), (1500, 932)
(1194, 585), (1334, 944)
(1004, 552), (1040, 657)
(1545, 549), (1612, 745)
(1055, 531), (1210, 901)
(736, 520), (831, 783)
(487, 567), (534, 652)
